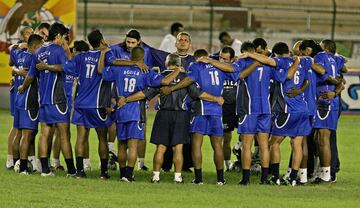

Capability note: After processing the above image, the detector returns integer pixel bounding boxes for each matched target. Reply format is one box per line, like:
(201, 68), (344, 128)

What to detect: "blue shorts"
(39, 104), (70, 124)
(237, 114), (271, 134)
(314, 110), (339, 131)
(304, 115), (315, 136)
(13, 108), (39, 130)
(190, 115), (223, 136)
(272, 112), (310, 137)
(117, 121), (144, 141)
(72, 108), (111, 128)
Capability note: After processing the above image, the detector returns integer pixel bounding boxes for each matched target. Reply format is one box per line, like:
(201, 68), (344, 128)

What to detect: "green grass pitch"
(0, 109), (359, 207)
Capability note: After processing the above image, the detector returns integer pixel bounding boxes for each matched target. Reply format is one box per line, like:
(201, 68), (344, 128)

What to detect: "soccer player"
(240, 42), (310, 186)
(164, 49), (235, 185)
(231, 42), (273, 185)
(34, 22), (50, 41)
(152, 31), (196, 172)
(15, 34), (43, 174)
(210, 46), (238, 172)
(110, 29), (150, 171)
(121, 54), (223, 183)
(159, 22), (184, 53)
(101, 46), (180, 182)
(218, 32), (242, 57)
(62, 30), (116, 179)
(19, 22), (75, 177)
(283, 40), (326, 184)
(253, 38), (272, 57)
(7, 26), (33, 170)
(313, 39), (346, 183)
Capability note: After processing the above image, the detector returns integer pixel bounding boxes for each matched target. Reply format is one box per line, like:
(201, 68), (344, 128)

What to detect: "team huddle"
(5, 22), (346, 186)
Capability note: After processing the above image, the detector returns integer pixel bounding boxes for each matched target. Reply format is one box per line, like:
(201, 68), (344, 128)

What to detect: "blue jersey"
(151, 47), (195, 72)
(110, 42), (154, 68)
(233, 58), (272, 115)
(302, 57), (318, 116)
(63, 50), (116, 108)
(10, 48), (26, 95)
(187, 62), (233, 116)
(102, 66), (164, 122)
(272, 56), (309, 113)
(314, 52), (344, 110)
(15, 51), (39, 110)
(28, 43), (68, 105)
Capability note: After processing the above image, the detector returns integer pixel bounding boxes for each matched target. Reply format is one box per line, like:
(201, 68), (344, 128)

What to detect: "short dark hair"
(253, 38), (267, 49)
(48, 22), (68, 41)
(130, 46), (145, 61)
(194, 49), (208, 59)
(272, 42), (289, 55)
(299, 39), (322, 57)
(221, 46), (235, 59)
(74, 40), (90, 52)
(126, 29), (141, 41)
(240, 41), (256, 53)
(171, 22), (183, 35)
(321, 39), (336, 54)
(165, 54), (181, 67)
(218, 31), (230, 41)
(27, 34), (43, 47)
(37, 22), (50, 30)
(87, 30), (103, 48)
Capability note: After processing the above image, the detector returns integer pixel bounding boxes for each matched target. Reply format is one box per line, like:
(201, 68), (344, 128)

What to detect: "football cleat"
(238, 180), (250, 186)
(41, 172), (55, 177)
(120, 177), (130, 182)
(191, 179), (203, 185)
(216, 179), (227, 186)
(174, 176), (184, 184)
(100, 173), (110, 180)
(268, 176), (281, 186)
(76, 171), (87, 179)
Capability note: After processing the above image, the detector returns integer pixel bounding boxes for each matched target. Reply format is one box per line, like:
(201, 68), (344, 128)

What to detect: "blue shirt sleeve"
(335, 55), (345, 72)
(10, 48), (19, 65)
(102, 66), (116, 81)
(28, 55), (39, 78)
(186, 63), (199, 82)
(56, 47), (68, 65)
(63, 56), (79, 77)
(105, 51), (116, 66)
(144, 71), (164, 87)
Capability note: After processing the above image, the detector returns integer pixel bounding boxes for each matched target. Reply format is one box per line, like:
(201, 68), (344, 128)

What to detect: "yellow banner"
(0, 0), (76, 84)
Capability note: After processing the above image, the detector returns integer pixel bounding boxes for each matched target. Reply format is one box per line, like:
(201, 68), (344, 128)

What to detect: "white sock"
(225, 160), (231, 170)
(321, 166), (331, 181)
(108, 142), (115, 152)
(300, 168), (307, 183)
(138, 158), (145, 168)
(7, 154), (13, 161)
(234, 141), (242, 150)
(84, 158), (91, 166)
(51, 158), (60, 167)
(174, 172), (182, 180)
(284, 167), (292, 179)
(153, 171), (160, 180)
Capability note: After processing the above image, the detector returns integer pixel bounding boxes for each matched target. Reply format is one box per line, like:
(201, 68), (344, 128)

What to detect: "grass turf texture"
(0, 109), (359, 207)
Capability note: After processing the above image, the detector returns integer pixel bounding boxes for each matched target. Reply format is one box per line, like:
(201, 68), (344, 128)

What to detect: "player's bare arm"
(286, 56), (300, 80)
(240, 51), (277, 67)
(198, 56), (235, 72)
(286, 80), (309, 97)
(239, 61), (262, 79)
